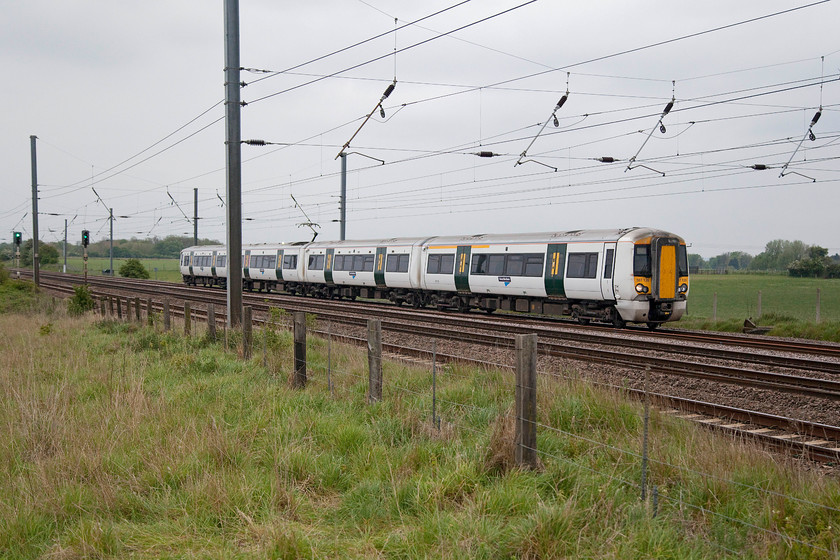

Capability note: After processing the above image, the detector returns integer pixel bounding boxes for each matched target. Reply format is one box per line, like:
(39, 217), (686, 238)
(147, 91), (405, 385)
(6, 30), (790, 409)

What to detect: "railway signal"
(81, 230), (90, 247)
(13, 231), (22, 245)
(13, 231), (22, 268)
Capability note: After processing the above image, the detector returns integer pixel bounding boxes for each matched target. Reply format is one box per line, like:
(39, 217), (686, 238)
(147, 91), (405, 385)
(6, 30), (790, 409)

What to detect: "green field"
(39, 257), (182, 282)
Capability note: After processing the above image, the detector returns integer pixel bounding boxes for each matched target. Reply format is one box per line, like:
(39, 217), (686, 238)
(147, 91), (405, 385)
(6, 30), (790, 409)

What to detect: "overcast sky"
(2, 0), (838, 258)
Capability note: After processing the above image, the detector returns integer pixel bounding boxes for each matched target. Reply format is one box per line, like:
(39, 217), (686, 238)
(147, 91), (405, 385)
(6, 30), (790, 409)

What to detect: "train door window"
(283, 254), (297, 269)
(487, 254), (505, 276)
(427, 254), (441, 274)
(567, 253), (598, 279)
(440, 254), (455, 274)
(603, 249), (614, 279)
(471, 254), (488, 274)
(524, 254), (544, 277)
(633, 245), (651, 277)
(505, 254), (524, 276)
(677, 245), (688, 277)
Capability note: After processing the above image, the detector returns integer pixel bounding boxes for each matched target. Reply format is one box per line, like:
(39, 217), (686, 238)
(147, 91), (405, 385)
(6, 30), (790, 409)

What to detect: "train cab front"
(629, 236), (689, 327)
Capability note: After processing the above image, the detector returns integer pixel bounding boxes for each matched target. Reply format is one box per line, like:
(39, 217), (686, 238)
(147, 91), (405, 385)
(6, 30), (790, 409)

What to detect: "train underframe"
(183, 275), (683, 328)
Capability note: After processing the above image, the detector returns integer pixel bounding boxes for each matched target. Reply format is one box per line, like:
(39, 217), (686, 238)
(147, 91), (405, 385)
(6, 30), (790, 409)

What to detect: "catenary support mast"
(224, 0), (243, 327)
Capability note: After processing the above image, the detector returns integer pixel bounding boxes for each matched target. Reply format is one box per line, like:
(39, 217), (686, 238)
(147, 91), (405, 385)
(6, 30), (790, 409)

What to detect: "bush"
(68, 285), (96, 316)
(119, 258), (150, 279)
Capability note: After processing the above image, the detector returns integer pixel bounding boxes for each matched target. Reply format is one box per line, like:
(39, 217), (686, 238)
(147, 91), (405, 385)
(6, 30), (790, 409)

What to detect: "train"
(180, 227), (688, 328)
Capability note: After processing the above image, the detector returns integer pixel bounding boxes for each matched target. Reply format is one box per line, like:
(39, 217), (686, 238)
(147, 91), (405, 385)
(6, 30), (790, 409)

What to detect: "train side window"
(308, 254), (324, 270)
(352, 255), (363, 271)
(440, 254), (455, 274)
(505, 254), (524, 276)
(427, 254), (441, 274)
(471, 254), (487, 275)
(217, 256), (226, 267)
(397, 254), (409, 272)
(333, 255), (343, 271)
(523, 254), (544, 277)
(266, 256), (277, 269)
(387, 254), (409, 273)
(567, 253), (598, 279)
(283, 254), (297, 269)
(633, 245), (651, 277)
(363, 255), (374, 272)
(603, 249), (614, 279)
(487, 254), (505, 276)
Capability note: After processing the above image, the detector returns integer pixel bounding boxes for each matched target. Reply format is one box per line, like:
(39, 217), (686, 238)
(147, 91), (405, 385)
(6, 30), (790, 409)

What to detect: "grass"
(681, 274), (840, 341)
(1, 285), (839, 558)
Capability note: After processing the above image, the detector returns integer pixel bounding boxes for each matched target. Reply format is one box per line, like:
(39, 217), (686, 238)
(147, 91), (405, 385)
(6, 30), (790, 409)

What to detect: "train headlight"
(678, 283), (688, 293)
(635, 283), (649, 294)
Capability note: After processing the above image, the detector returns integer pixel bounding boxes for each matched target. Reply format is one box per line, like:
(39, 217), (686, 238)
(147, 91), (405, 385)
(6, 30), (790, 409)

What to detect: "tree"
(119, 258), (150, 279)
(788, 246), (831, 278)
(40, 244), (59, 265)
(750, 239), (809, 271)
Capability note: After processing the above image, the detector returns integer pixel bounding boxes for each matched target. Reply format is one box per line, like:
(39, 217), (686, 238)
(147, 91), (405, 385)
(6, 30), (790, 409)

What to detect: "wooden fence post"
(134, 297), (141, 322)
(163, 299), (171, 332)
(116, 297), (123, 320)
(147, 298), (153, 326)
(816, 288), (821, 324)
(243, 306), (252, 360)
(293, 312), (307, 388)
(207, 304), (216, 341)
(515, 333), (538, 469)
(367, 319), (382, 402)
(184, 302), (191, 337)
(108, 296), (114, 317)
(100, 299), (106, 316)
(757, 290), (762, 318)
(712, 292), (718, 322)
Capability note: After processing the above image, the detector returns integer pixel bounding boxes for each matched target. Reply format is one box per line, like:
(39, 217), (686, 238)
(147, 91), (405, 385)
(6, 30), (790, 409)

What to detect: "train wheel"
(571, 311), (590, 325)
(646, 322), (659, 331)
(611, 308), (626, 329)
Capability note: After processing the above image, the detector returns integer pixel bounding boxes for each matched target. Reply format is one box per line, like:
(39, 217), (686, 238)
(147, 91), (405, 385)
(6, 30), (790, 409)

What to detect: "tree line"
(689, 239), (840, 278)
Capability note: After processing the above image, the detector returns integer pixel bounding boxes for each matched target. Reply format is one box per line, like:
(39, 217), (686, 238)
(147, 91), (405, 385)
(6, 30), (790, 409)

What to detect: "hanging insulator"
(379, 106), (386, 119)
(659, 124), (667, 134)
(751, 164), (768, 170)
(555, 94), (568, 109)
(597, 157), (616, 163)
(662, 100), (674, 115)
(245, 139), (266, 146)
(809, 130), (816, 142)
(476, 151), (495, 158)
(382, 82), (396, 99)
(553, 115), (559, 127)
(810, 110), (821, 127)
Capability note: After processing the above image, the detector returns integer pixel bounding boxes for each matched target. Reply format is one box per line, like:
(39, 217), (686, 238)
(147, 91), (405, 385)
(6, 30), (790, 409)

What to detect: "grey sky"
(2, 0), (838, 258)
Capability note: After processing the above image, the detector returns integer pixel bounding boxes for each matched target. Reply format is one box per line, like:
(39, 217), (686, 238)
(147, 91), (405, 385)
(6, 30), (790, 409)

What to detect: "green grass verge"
(681, 274), (840, 341)
(1, 303), (838, 558)
(38, 257), (182, 282)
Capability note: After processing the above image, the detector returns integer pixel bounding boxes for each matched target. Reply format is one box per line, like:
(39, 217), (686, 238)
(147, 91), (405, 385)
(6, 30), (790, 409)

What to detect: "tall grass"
(0, 306), (838, 558)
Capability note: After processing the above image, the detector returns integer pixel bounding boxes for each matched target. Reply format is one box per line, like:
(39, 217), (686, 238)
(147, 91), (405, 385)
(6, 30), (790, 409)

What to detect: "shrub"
(119, 258), (150, 279)
(68, 285), (96, 316)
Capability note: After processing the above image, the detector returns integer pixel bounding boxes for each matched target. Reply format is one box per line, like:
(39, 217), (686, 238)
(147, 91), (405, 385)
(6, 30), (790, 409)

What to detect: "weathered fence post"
(293, 312), (307, 388)
(116, 297), (123, 320)
(367, 318), (382, 402)
(100, 299), (106, 316)
(207, 303), (216, 341)
(163, 299), (171, 332)
(146, 297), (153, 326)
(108, 296), (115, 317)
(432, 340), (439, 429)
(712, 292), (718, 322)
(327, 322), (333, 395)
(641, 367), (650, 501)
(184, 302), (191, 337)
(243, 306), (252, 360)
(816, 288), (821, 324)
(514, 333), (538, 469)
(134, 297), (141, 322)
(757, 290), (762, 318)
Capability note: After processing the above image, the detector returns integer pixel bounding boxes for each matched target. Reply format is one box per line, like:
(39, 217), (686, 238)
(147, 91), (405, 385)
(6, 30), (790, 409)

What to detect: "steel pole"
(193, 187), (198, 246)
(63, 219), (67, 273)
(30, 135), (39, 286)
(224, 0), (243, 327)
(340, 153), (347, 240)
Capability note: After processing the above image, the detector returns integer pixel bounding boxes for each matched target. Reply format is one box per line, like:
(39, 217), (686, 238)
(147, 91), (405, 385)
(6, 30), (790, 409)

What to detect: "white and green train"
(180, 227), (688, 328)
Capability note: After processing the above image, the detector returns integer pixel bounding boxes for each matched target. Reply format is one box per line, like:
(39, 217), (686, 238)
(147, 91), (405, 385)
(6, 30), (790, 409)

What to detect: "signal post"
(13, 232), (22, 268)
(82, 230), (90, 283)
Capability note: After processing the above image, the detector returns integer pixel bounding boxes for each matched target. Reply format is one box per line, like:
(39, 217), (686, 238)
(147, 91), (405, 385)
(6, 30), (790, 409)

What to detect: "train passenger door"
(600, 243), (616, 300)
(455, 245), (471, 293)
(544, 243), (566, 298)
(374, 247), (387, 287)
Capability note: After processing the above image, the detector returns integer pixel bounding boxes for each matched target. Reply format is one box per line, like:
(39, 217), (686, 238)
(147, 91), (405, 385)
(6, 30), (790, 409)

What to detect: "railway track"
(22, 269), (840, 463)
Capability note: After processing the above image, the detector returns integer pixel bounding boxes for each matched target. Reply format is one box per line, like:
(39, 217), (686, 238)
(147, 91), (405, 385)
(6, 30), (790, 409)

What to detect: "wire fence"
(93, 296), (840, 557)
